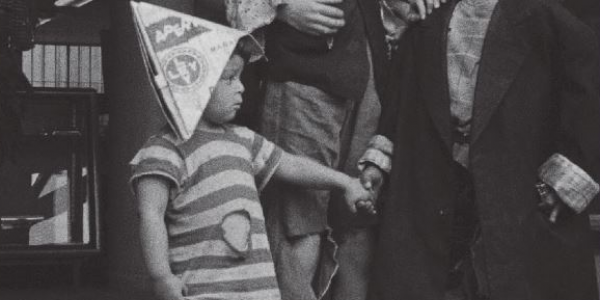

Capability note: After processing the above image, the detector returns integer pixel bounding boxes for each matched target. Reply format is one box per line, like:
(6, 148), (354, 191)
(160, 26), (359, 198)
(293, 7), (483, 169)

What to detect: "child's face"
(203, 55), (245, 125)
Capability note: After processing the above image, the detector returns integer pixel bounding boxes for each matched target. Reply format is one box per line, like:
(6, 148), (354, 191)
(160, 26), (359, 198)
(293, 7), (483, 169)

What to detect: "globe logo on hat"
(163, 48), (208, 92)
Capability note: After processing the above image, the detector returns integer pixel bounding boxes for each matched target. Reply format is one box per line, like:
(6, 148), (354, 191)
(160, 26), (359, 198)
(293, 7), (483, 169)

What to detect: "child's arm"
(136, 176), (186, 300)
(273, 152), (372, 213)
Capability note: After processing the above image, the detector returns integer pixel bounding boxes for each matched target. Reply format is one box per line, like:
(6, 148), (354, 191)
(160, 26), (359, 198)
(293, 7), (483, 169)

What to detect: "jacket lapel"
(470, 0), (532, 145)
(416, 1), (458, 152)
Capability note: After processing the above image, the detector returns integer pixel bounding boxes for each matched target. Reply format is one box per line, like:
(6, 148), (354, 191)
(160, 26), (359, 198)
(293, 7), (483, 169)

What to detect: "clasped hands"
(343, 165), (385, 215)
(276, 0), (446, 37)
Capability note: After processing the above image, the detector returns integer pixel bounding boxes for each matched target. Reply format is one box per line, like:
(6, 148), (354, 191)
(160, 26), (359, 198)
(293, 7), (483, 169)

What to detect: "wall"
(104, 0), (194, 296)
(35, 1), (109, 45)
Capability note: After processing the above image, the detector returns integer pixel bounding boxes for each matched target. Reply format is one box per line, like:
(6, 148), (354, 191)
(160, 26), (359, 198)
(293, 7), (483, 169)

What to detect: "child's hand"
(356, 199), (377, 215)
(343, 177), (374, 214)
(152, 273), (188, 300)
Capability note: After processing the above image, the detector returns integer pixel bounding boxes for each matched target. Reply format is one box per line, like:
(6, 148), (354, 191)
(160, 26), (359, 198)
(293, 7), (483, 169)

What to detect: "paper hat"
(131, 1), (262, 140)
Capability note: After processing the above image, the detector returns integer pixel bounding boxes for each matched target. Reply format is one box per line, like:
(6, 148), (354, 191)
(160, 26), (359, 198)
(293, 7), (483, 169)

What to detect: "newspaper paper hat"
(131, 1), (262, 140)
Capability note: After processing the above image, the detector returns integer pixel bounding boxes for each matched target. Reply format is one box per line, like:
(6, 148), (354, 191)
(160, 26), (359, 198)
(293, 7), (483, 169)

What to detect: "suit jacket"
(370, 0), (600, 299)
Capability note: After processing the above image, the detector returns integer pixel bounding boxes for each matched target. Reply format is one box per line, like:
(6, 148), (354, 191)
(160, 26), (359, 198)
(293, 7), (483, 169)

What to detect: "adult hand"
(276, 0), (346, 36)
(537, 187), (567, 223)
(152, 273), (187, 300)
(386, 0), (446, 22)
(360, 165), (384, 200)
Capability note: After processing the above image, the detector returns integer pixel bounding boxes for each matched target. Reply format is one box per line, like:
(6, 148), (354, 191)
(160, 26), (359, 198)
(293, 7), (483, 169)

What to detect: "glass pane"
(79, 46), (90, 88)
(32, 45), (44, 87)
(43, 45), (56, 88)
(0, 99), (91, 247)
(91, 46), (103, 93)
(69, 46), (80, 88)
(57, 46), (69, 88)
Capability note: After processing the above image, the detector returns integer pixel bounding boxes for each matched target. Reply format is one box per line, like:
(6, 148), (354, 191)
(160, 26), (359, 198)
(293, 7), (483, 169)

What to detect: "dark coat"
(370, 0), (600, 299)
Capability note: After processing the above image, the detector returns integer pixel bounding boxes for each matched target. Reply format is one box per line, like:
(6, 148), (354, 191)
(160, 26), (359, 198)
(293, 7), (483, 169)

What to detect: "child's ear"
(233, 43), (252, 62)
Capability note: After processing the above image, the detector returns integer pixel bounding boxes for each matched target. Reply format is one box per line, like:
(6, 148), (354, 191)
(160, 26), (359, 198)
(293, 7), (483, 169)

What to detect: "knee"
(289, 234), (322, 264)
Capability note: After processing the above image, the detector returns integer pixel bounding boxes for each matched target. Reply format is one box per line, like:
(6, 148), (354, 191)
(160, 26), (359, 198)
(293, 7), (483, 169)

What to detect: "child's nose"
(235, 79), (245, 93)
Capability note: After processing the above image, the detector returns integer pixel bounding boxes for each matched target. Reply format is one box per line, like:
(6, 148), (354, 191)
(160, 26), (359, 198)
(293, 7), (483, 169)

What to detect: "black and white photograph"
(1, 0), (599, 299)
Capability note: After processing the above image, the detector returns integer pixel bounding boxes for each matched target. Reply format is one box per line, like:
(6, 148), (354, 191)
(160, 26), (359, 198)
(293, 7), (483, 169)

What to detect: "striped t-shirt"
(130, 125), (283, 300)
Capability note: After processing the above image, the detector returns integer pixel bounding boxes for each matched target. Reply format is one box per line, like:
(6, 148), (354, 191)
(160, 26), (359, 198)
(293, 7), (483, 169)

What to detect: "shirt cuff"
(538, 153), (599, 213)
(357, 135), (394, 173)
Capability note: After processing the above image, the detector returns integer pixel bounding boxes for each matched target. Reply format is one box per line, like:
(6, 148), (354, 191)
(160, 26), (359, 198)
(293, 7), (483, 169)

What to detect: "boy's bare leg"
(260, 80), (348, 300)
(280, 234), (322, 300)
(329, 227), (376, 300)
(264, 190), (322, 300)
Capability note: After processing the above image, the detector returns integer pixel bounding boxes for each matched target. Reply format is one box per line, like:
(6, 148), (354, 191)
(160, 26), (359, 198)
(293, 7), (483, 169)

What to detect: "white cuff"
(357, 135), (394, 173)
(539, 153), (599, 213)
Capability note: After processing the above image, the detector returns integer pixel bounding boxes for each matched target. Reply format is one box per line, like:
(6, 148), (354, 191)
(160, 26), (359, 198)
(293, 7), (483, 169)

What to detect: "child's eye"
(220, 76), (239, 85)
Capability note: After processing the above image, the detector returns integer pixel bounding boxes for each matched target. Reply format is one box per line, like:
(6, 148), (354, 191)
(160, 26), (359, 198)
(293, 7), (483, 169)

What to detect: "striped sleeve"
(250, 132), (283, 191)
(130, 135), (186, 191)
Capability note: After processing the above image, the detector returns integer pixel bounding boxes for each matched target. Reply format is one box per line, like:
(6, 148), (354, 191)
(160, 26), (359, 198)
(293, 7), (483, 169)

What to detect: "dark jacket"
(370, 0), (600, 299)
(265, 0), (388, 100)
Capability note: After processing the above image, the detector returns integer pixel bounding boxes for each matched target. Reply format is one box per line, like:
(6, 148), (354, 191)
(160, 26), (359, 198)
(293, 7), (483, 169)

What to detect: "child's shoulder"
(146, 126), (185, 146)
(224, 124), (257, 141)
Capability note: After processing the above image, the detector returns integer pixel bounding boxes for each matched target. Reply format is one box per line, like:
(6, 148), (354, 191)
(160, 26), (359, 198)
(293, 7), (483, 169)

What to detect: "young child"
(130, 53), (373, 300)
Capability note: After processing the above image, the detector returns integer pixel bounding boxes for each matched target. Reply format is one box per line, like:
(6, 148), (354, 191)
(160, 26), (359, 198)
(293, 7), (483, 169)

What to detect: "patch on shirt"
(221, 210), (252, 258)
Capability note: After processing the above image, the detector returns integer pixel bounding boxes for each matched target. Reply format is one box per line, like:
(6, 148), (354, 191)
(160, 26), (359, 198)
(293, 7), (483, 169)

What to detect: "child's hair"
(234, 37), (255, 62)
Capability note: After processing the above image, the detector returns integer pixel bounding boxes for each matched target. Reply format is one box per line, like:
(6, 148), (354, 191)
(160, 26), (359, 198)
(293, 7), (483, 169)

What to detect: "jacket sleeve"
(357, 27), (417, 173)
(539, 2), (600, 213)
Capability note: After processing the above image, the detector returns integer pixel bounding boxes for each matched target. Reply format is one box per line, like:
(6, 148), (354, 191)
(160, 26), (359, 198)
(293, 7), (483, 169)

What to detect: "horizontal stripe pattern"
(184, 140), (251, 176)
(186, 262), (276, 284)
(256, 148), (283, 191)
(184, 156), (254, 198)
(186, 278), (279, 296)
(175, 184), (259, 218)
(173, 170), (256, 210)
(132, 126), (281, 299)
(169, 234), (270, 263)
(131, 144), (185, 169)
(171, 248), (274, 273)
(169, 218), (267, 248)
(168, 198), (265, 235)
(186, 288), (281, 300)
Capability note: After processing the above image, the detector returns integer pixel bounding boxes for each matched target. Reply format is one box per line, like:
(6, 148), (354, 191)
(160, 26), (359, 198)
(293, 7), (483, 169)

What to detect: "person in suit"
(359, 0), (600, 299)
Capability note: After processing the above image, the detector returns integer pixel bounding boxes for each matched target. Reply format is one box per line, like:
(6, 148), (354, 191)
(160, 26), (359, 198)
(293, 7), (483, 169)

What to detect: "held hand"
(360, 165), (384, 200)
(153, 273), (188, 300)
(343, 177), (374, 214)
(356, 199), (377, 215)
(276, 0), (346, 36)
